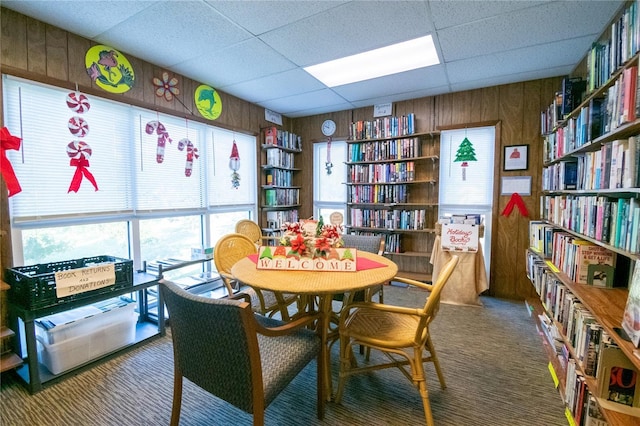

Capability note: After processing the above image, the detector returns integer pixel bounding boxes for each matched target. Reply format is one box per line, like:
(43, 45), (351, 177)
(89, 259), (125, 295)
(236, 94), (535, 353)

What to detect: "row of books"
(575, 137), (639, 190)
(541, 160), (578, 191)
(588, 0), (640, 94)
(541, 194), (640, 254)
(348, 183), (408, 204)
(265, 168), (294, 187)
(348, 162), (415, 184)
(265, 148), (296, 169)
(263, 126), (302, 151)
(602, 65), (638, 135)
(527, 252), (637, 422)
(265, 210), (299, 230)
(349, 114), (416, 141)
(529, 222), (617, 286)
(264, 188), (299, 206)
(350, 231), (402, 254)
(347, 137), (421, 162)
(349, 208), (426, 231)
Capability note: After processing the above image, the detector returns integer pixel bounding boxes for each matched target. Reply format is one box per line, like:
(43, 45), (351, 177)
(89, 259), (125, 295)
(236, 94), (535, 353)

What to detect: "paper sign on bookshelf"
(440, 223), (479, 252)
(596, 344), (640, 417)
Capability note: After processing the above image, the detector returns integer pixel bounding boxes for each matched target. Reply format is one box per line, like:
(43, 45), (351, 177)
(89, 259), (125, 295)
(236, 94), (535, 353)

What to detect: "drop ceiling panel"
(222, 68), (325, 103)
(258, 89), (350, 115)
(172, 38), (296, 88)
(259, 1), (434, 66)
(438, 1), (622, 62)
(96, 2), (252, 68)
(0, 0), (155, 39)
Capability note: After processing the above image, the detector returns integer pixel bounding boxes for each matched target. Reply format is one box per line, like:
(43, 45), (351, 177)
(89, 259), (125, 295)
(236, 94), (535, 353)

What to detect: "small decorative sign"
(85, 45), (135, 94)
(256, 246), (357, 272)
(54, 264), (116, 297)
(265, 108), (283, 125)
(194, 84), (222, 120)
(441, 223), (479, 252)
(373, 102), (392, 117)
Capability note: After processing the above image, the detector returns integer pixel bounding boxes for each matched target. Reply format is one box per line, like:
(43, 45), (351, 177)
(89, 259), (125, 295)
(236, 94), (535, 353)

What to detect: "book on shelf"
(574, 242), (616, 286)
(623, 260), (640, 348)
(587, 264), (615, 288)
(561, 76), (587, 117)
(596, 344), (640, 417)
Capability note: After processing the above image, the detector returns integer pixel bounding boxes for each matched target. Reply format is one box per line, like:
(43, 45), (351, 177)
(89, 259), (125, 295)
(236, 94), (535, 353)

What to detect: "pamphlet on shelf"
(622, 260), (640, 347)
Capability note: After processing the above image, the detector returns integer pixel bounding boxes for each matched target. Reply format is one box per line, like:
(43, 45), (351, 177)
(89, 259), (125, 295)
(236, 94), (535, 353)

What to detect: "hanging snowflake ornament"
(152, 71), (180, 102)
(229, 140), (241, 189)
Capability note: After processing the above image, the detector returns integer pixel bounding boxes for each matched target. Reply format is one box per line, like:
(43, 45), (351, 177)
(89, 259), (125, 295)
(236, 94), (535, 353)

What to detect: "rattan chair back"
(235, 219), (263, 246)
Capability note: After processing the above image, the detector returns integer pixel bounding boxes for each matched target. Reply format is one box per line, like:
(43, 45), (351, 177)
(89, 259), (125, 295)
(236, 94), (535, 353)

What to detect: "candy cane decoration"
(177, 138), (199, 177)
(145, 120), (172, 163)
(68, 116), (89, 137)
(66, 141), (98, 192)
(66, 92), (90, 113)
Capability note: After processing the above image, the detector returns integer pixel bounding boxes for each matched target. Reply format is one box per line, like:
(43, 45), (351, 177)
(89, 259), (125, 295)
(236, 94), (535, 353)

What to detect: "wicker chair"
(335, 255), (460, 426)
(337, 233), (386, 303)
(213, 233), (298, 321)
(234, 219), (265, 247)
(159, 279), (324, 426)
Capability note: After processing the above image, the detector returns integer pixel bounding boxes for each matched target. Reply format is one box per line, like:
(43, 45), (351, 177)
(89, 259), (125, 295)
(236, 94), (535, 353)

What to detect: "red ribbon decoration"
(501, 192), (529, 217)
(68, 157), (98, 193)
(0, 127), (23, 197)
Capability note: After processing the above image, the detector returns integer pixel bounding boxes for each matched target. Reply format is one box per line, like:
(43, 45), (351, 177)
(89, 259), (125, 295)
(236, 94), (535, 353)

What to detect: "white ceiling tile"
(172, 38), (297, 87)
(258, 89), (348, 116)
(222, 68), (325, 103)
(438, 1), (621, 62)
(259, 1), (434, 66)
(1, 0), (157, 38)
(96, 2), (252, 67)
(206, 0), (347, 35)
(429, 1), (551, 30)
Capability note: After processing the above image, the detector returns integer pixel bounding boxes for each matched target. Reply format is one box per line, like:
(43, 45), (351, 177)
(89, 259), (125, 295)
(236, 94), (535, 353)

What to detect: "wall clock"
(321, 119), (336, 137)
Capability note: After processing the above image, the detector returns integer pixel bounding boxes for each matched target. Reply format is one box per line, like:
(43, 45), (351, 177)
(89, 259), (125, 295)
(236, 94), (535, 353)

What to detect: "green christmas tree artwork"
(453, 137), (477, 181)
(259, 246), (273, 259)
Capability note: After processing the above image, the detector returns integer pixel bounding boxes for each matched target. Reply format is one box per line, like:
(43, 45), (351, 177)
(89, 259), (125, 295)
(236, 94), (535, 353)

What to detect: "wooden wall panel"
(1, 9), (27, 70)
(67, 34), (91, 85)
(26, 18), (46, 75)
(45, 25), (68, 81)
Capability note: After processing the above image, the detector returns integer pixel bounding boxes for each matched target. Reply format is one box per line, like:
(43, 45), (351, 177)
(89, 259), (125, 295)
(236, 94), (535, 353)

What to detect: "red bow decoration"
(67, 141), (98, 193)
(501, 192), (529, 217)
(0, 127), (23, 197)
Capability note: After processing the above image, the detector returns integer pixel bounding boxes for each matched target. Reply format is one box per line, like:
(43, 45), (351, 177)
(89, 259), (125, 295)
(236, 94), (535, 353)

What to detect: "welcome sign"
(256, 246), (357, 272)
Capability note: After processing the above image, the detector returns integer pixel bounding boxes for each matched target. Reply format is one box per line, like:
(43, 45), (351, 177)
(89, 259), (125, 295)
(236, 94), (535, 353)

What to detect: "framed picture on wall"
(503, 145), (529, 171)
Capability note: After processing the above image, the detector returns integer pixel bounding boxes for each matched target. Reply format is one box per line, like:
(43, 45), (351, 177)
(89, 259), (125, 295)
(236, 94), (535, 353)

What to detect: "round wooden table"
(231, 251), (398, 400)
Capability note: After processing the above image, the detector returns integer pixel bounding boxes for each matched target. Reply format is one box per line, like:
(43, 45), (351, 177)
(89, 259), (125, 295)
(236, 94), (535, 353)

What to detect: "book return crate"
(5, 255), (134, 310)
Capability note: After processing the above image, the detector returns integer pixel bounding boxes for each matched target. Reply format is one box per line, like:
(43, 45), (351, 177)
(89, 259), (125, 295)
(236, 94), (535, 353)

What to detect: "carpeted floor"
(0, 285), (567, 425)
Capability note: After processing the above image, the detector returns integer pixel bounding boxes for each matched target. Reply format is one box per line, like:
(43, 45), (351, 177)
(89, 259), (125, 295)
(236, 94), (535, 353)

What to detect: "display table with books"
(430, 223), (488, 306)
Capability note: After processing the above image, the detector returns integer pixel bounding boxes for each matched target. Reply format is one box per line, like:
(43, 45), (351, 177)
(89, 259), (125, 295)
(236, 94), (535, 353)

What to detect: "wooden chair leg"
(335, 337), (353, 403)
(170, 372), (183, 426)
(412, 347), (434, 426)
(426, 336), (446, 389)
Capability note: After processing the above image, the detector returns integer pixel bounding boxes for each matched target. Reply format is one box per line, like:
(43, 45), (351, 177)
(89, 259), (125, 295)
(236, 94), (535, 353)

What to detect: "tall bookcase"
(344, 115), (439, 281)
(529, 4), (640, 423)
(259, 127), (302, 242)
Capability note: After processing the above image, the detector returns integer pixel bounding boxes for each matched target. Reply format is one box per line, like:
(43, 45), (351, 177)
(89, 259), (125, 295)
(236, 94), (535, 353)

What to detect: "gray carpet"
(0, 286), (567, 425)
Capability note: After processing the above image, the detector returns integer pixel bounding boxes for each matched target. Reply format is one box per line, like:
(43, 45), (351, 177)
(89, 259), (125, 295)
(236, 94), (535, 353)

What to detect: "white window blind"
(134, 111), (206, 212)
(3, 76), (133, 222)
(314, 140), (347, 203)
(439, 126), (495, 206)
(207, 129), (256, 206)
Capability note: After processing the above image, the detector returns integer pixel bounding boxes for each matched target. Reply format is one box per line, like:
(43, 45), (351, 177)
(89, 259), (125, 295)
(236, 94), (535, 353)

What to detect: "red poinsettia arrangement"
(279, 219), (343, 258)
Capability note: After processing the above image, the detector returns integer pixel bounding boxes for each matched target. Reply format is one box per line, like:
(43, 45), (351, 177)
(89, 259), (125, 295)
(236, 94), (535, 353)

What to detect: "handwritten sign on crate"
(256, 246), (357, 272)
(441, 223), (479, 252)
(54, 264), (116, 298)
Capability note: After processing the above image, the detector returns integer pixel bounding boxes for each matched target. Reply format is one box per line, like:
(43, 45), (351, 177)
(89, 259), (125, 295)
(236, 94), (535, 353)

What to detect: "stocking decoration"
(177, 138), (199, 177)
(145, 120), (172, 163)
(67, 141), (98, 192)
(0, 127), (22, 197)
(229, 140), (240, 189)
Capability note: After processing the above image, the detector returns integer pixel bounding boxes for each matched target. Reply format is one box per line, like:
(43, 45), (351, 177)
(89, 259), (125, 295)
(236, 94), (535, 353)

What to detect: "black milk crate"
(6, 255), (134, 311)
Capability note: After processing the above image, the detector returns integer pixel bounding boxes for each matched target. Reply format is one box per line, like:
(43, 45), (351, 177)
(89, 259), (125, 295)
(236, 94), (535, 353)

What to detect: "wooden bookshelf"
(344, 126), (439, 282)
(532, 4), (640, 420)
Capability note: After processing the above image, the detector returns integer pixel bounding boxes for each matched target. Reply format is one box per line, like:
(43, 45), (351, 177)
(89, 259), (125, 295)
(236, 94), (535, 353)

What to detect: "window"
(313, 140), (347, 225)
(439, 126), (496, 279)
(3, 75), (257, 268)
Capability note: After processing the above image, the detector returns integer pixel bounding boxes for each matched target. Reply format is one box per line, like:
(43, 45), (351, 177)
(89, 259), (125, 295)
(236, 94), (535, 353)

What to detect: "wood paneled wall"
(0, 7), (563, 300)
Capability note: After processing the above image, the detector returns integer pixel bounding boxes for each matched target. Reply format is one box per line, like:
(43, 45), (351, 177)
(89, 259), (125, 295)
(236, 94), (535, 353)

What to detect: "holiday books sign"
(256, 246), (357, 272)
(441, 223), (479, 252)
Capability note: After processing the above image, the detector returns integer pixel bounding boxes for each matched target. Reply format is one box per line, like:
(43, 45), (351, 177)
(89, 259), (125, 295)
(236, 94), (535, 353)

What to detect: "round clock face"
(322, 119), (336, 136)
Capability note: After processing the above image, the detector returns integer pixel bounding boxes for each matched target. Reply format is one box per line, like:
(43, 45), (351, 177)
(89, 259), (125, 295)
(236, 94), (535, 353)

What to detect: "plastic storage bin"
(35, 297), (137, 375)
(6, 255), (134, 310)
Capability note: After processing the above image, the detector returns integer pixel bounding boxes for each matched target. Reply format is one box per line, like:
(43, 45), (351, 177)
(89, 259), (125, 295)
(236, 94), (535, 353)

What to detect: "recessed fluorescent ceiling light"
(304, 35), (439, 87)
